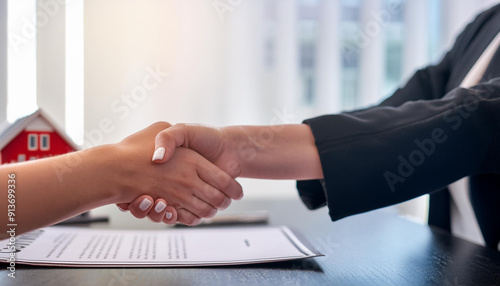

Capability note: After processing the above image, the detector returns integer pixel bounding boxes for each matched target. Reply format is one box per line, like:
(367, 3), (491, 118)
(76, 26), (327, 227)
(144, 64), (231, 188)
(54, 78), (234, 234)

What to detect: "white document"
(0, 226), (322, 267)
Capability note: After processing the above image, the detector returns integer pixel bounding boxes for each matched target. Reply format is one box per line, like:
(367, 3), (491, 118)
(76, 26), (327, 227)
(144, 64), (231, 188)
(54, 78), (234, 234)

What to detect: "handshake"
(111, 122), (323, 226)
(0, 119), (321, 238)
(113, 122), (244, 226)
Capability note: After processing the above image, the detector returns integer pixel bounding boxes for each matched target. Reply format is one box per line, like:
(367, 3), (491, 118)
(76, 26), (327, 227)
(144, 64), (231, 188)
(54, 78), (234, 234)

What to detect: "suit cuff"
(296, 179), (327, 210)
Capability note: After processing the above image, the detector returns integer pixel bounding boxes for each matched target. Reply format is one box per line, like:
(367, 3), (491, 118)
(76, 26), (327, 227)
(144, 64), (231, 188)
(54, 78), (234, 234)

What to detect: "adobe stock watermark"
(383, 88), (488, 193)
(235, 105), (297, 165)
(212, 0), (244, 21)
(9, 0), (77, 54)
(6, 173), (17, 279)
(51, 64), (169, 182)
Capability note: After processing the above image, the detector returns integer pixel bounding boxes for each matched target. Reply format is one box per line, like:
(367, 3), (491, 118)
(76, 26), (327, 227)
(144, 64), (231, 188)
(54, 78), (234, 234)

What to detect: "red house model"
(0, 109), (79, 164)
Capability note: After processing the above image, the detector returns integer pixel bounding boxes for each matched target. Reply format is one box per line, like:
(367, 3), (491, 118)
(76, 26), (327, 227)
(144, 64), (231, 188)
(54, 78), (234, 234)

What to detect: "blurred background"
(1, 0), (499, 223)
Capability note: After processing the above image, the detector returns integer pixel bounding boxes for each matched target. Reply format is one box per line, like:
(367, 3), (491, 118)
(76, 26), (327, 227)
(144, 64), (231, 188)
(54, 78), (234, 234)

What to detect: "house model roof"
(0, 109), (80, 151)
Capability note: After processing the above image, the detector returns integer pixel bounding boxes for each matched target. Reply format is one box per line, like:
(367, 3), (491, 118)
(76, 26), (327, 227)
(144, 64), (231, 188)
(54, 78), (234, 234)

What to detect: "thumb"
(152, 124), (191, 163)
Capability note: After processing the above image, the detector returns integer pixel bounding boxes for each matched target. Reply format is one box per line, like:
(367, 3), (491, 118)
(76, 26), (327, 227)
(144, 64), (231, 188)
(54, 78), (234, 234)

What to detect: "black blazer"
(297, 4), (500, 249)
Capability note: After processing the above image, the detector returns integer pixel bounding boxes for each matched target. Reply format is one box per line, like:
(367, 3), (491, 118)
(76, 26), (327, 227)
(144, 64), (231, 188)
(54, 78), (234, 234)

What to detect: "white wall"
(6, 0), (38, 123)
(36, 0), (66, 127)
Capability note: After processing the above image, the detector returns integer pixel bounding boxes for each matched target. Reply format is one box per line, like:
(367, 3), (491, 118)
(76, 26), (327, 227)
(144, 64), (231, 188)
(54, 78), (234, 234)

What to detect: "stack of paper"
(0, 226), (322, 267)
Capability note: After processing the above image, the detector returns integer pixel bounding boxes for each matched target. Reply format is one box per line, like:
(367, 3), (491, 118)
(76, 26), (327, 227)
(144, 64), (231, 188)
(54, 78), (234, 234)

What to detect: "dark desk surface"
(1, 199), (499, 285)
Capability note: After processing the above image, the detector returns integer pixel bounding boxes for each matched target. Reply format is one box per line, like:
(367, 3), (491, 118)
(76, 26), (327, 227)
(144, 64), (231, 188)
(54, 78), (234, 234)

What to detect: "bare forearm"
(225, 124), (323, 180)
(0, 145), (119, 239)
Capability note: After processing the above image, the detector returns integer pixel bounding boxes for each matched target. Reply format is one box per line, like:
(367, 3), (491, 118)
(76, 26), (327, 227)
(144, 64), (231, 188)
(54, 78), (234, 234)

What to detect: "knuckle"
(149, 216), (161, 223)
(177, 213), (187, 225)
(177, 170), (191, 183)
(173, 123), (188, 134)
(208, 208), (217, 218)
(187, 216), (201, 226)
(133, 213), (146, 219)
(186, 155), (198, 166)
(200, 207), (213, 218)
(178, 210), (196, 226)
(235, 183), (243, 199)
(174, 123), (187, 129)
(156, 130), (171, 141)
(213, 194), (227, 208)
(152, 121), (171, 130)
(216, 171), (231, 189)
(226, 182), (243, 199)
(186, 217), (197, 226)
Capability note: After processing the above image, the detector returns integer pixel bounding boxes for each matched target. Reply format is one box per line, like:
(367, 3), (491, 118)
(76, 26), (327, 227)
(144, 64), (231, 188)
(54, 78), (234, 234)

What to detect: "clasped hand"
(115, 122), (242, 226)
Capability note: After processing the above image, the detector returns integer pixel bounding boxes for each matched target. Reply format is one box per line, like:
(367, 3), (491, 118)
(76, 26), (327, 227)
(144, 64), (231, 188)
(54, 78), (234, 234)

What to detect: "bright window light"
(65, 0), (84, 145)
(7, 0), (38, 122)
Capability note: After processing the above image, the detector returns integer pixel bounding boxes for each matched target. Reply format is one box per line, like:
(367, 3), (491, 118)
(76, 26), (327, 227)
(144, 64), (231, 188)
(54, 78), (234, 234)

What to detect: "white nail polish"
(117, 205), (128, 212)
(155, 201), (166, 213)
(139, 198), (152, 210)
(152, 147), (166, 161)
(165, 212), (173, 219)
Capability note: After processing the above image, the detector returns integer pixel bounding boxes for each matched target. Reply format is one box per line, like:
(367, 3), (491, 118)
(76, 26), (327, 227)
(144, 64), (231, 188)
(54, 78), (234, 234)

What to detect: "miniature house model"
(0, 109), (79, 164)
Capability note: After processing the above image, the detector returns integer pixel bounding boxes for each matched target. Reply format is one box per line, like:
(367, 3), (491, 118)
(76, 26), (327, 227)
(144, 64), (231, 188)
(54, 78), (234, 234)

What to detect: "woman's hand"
(152, 124), (242, 178)
(113, 122), (242, 225)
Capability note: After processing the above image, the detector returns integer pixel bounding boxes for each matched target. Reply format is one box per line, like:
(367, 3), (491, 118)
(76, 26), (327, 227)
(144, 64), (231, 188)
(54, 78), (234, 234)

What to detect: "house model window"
(40, 134), (50, 151)
(28, 134), (38, 150)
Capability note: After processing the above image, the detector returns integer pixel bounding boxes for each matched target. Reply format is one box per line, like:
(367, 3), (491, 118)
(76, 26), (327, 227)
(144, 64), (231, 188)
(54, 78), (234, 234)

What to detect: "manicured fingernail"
(165, 212), (173, 219)
(155, 201), (166, 213)
(117, 205), (128, 212)
(152, 147), (165, 161)
(139, 198), (152, 210)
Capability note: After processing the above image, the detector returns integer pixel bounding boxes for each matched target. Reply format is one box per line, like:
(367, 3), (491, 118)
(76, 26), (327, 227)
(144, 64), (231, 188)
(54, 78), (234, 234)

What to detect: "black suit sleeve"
(299, 79), (500, 221)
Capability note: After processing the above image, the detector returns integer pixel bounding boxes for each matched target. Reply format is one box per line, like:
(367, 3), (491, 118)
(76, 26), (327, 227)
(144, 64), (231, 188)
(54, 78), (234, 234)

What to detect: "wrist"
(225, 124), (323, 180)
(222, 126), (251, 177)
(85, 144), (124, 205)
(224, 125), (268, 178)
